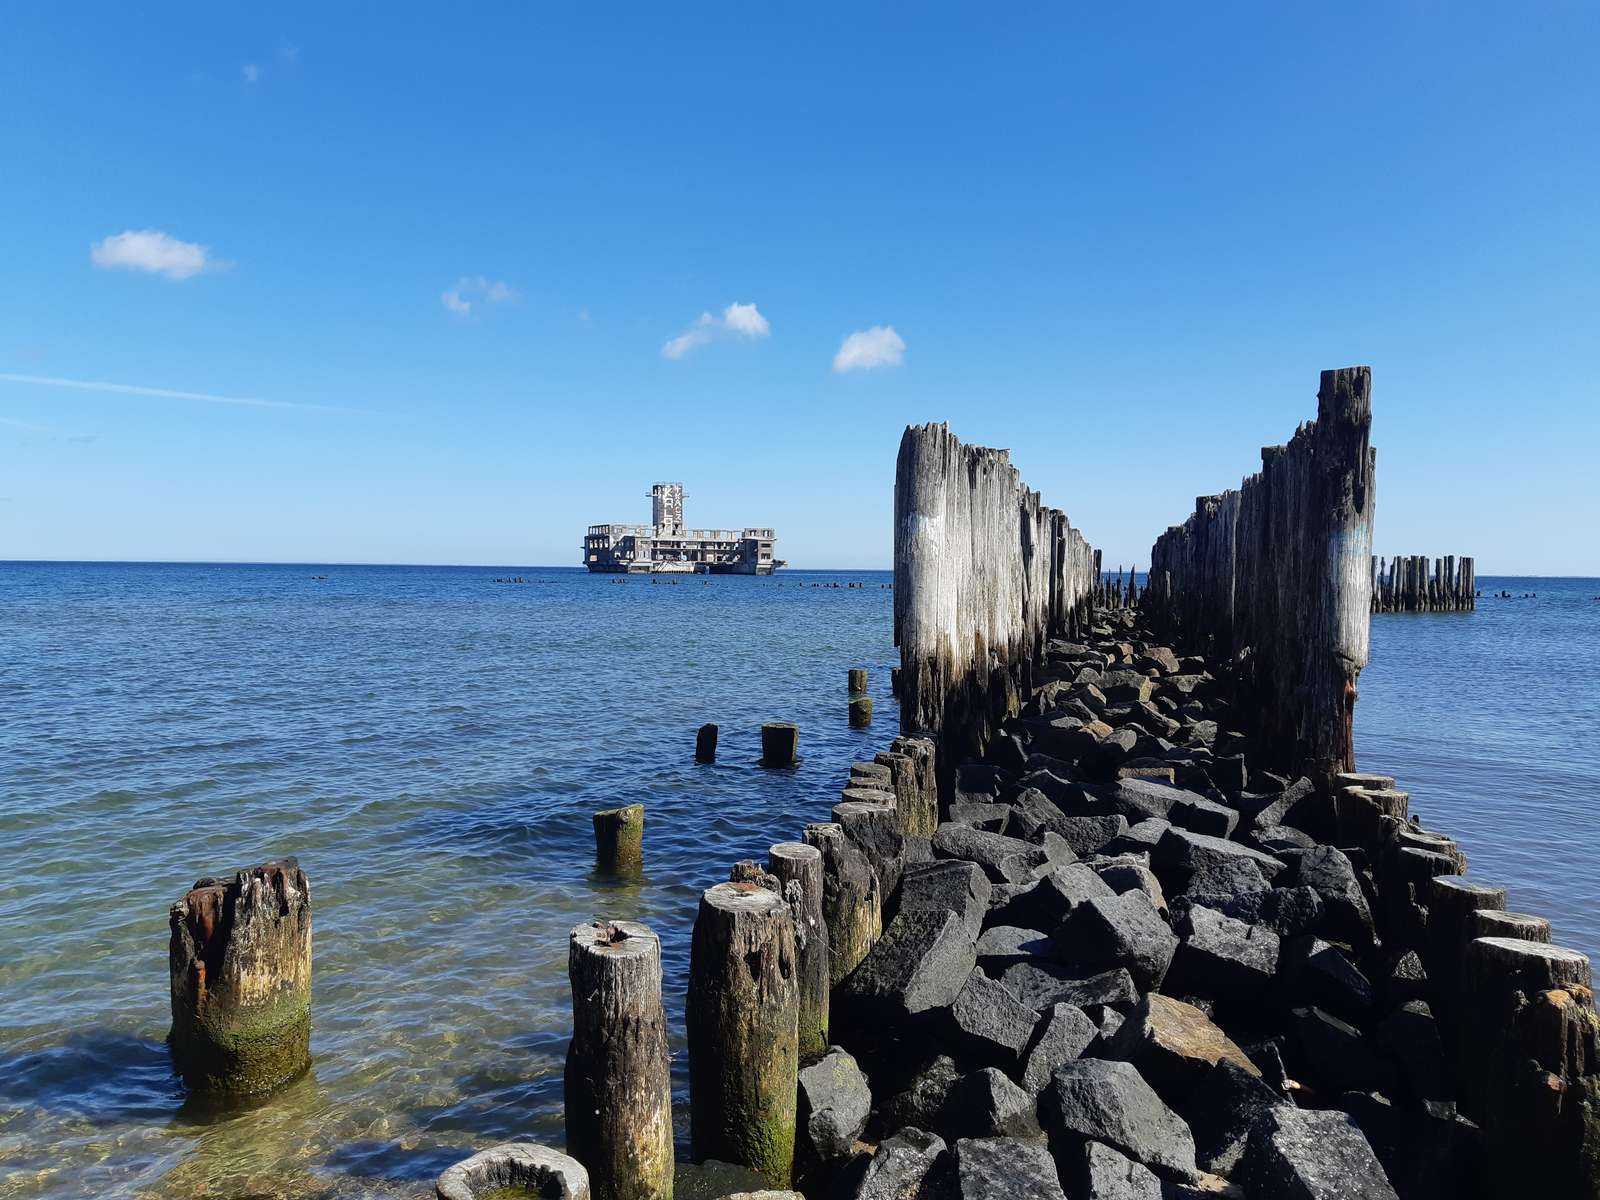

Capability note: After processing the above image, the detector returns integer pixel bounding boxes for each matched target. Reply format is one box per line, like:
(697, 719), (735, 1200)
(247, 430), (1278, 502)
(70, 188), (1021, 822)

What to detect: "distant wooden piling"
(893, 423), (1095, 765)
(687, 881), (800, 1185)
(768, 841), (829, 1058)
(168, 858), (312, 1097)
(565, 920), (672, 1200)
(1145, 367), (1376, 780)
(695, 723), (719, 763)
(593, 804), (644, 873)
(761, 722), (799, 767)
(1371, 554), (1476, 612)
(848, 696), (873, 727)
(847, 668), (868, 693)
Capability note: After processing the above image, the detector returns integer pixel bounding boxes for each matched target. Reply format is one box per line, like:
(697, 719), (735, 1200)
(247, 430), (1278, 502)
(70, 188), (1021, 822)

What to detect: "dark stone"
(1039, 1058), (1199, 1181)
(1242, 1038), (1292, 1094)
(933, 824), (1054, 885)
(1105, 818), (1171, 857)
(1092, 858), (1167, 916)
(1102, 992), (1261, 1105)
(1001, 961), (1140, 1013)
(1339, 1090), (1483, 1200)
(835, 800), (906, 904)
(1218, 885), (1323, 939)
(952, 1137), (1066, 1199)
(1171, 905), (1280, 999)
(1056, 892), (1179, 991)
(899, 860), (993, 939)
(1174, 855), (1270, 904)
(987, 863), (1115, 932)
(1072, 1140), (1162, 1199)
(975, 925), (1057, 973)
(1051, 815), (1128, 856)
(855, 1127), (952, 1200)
(1237, 1105), (1399, 1199)
(1019, 1002), (1099, 1093)
(1294, 846), (1375, 945)
(880, 1056), (960, 1133)
(1094, 779), (1192, 822)
(1286, 1007), (1394, 1096)
(1372, 1000), (1448, 1104)
(947, 968), (1039, 1067)
(797, 1046), (871, 1162)
(1248, 823), (1317, 855)
(955, 763), (1008, 800)
(939, 1068), (1042, 1140)
(1179, 1058), (1289, 1176)
(1153, 827), (1284, 883)
(839, 909), (977, 1020)
(1168, 794), (1239, 839)
(1239, 777), (1328, 839)
(1382, 950), (1428, 1007)
(1280, 937), (1375, 1026)
(991, 732), (1029, 776)
(947, 801), (1011, 833)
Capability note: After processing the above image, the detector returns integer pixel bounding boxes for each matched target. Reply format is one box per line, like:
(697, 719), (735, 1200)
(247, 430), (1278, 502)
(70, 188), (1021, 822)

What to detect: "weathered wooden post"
(768, 841), (829, 1059)
(847, 668), (868, 693)
(436, 1143), (591, 1199)
(687, 881), (800, 1184)
(565, 920), (673, 1200)
(803, 822), (881, 985)
(760, 722), (799, 767)
(695, 722), (719, 764)
(593, 804), (644, 874)
(848, 696), (872, 727)
(168, 858), (312, 1097)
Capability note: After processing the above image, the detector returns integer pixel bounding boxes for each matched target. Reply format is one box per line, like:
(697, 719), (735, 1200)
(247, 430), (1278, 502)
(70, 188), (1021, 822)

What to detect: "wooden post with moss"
(803, 822), (881, 985)
(565, 920), (673, 1200)
(847, 668), (868, 693)
(168, 857), (312, 1097)
(687, 881), (799, 1185)
(848, 696), (873, 727)
(593, 804), (644, 874)
(768, 841), (829, 1058)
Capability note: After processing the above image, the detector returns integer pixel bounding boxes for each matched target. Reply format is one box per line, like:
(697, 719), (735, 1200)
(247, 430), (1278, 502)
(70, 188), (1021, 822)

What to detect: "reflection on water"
(0, 564), (898, 1198)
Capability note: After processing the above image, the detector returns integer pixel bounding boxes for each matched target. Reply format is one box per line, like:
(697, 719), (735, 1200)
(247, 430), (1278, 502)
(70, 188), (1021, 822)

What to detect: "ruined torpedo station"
(582, 483), (783, 575)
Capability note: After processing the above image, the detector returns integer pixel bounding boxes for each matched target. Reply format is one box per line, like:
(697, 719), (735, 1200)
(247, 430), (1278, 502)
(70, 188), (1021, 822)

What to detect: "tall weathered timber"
(1145, 366), (1377, 780)
(893, 423), (1096, 766)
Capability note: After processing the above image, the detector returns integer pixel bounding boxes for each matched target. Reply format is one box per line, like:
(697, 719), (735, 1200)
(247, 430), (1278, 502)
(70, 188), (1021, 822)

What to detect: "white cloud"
(441, 276), (519, 317)
(90, 230), (216, 281)
(662, 302), (770, 359)
(833, 325), (906, 373)
(242, 63), (261, 84)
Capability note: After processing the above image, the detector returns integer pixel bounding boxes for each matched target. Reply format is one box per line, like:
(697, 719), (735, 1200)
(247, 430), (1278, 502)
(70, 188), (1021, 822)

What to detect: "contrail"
(0, 373), (359, 414)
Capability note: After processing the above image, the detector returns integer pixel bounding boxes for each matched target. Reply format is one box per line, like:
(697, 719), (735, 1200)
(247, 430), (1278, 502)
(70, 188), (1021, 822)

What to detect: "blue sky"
(2, 5), (1596, 571)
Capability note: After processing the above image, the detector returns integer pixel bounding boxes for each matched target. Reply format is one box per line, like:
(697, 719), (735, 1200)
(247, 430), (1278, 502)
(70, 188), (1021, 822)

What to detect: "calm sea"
(1, 563), (1595, 1198)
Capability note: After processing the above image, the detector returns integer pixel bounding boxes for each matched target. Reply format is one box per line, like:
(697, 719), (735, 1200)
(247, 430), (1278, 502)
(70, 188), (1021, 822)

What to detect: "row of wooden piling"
(1144, 366), (1377, 779)
(1093, 553), (1140, 610)
(1371, 553), (1476, 612)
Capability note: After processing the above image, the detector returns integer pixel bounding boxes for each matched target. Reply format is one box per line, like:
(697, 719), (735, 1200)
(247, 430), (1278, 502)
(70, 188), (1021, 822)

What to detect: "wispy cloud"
(441, 276), (519, 317)
(242, 63), (261, 84)
(833, 325), (906, 373)
(90, 230), (219, 281)
(0, 373), (356, 414)
(662, 302), (771, 360)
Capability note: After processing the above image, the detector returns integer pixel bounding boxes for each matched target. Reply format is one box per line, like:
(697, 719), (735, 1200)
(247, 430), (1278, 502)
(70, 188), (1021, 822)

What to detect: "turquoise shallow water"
(1, 563), (1595, 1198)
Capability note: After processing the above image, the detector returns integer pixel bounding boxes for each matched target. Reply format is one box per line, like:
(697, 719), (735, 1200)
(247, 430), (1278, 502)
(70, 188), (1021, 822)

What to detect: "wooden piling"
(565, 920), (672, 1200)
(803, 822), (881, 985)
(768, 841), (829, 1058)
(593, 804), (644, 874)
(695, 723), (719, 764)
(687, 881), (800, 1185)
(760, 722), (799, 767)
(847, 668), (868, 693)
(168, 858), (312, 1097)
(848, 696), (873, 727)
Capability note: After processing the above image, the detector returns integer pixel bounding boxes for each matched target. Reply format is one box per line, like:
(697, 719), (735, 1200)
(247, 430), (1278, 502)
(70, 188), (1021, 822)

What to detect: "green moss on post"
(168, 858), (313, 1098)
(687, 882), (799, 1186)
(768, 842), (829, 1059)
(593, 804), (645, 874)
(848, 696), (873, 728)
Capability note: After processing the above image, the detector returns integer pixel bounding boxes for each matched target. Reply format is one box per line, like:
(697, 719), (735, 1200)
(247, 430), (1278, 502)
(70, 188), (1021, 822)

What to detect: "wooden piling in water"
(848, 696), (872, 727)
(168, 858), (312, 1097)
(847, 668), (868, 693)
(695, 722), (719, 763)
(1370, 554), (1477, 612)
(593, 804), (644, 873)
(760, 722), (799, 767)
(768, 841), (829, 1058)
(686, 881), (800, 1185)
(564, 920), (672, 1200)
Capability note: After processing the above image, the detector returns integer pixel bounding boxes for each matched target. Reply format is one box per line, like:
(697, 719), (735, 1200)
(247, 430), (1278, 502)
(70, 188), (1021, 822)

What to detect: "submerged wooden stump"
(687, 881), (800, 1185)
(168, 857), (312, 1097)
(593, 804), (645, 873)
(565, 920), (672, 1200)
(768, 841), (829, 1058)
(436, 1142), (591, 1200)
(848, 696), (873, 728)
(696, 723), (719, 764)
(761, 723), (799, 767)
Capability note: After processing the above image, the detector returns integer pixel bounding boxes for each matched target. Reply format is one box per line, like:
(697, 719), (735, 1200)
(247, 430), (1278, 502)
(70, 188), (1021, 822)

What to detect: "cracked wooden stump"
(768, 841), (829, 1059)
(168, 857), (312, 1097)
(687, 881), (799, 1186)
(564, 920), (672, 1200)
